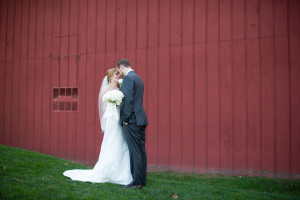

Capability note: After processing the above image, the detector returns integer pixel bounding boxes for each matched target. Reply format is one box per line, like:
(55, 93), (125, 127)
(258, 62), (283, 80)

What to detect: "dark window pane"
(65, 102), (71, 110)
(53, 88), (59, 99)
(59, 102), (65, 110)
(72, 88), (78, 98)
(66, 88), (71, 96)
(53, 102), (59, 111)
(72, 102), (78, 111)
(60, 88), (65, 96)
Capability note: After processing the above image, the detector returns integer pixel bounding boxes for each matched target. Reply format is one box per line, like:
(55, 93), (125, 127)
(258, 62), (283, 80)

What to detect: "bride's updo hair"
(106, 68), (120, 88)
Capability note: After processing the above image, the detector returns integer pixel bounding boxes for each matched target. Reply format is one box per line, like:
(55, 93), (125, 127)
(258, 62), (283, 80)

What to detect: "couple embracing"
(63, 58), (148, 189)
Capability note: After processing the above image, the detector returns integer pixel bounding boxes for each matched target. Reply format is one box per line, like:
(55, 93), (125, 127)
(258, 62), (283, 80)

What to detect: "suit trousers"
(122, 123), (147, 186)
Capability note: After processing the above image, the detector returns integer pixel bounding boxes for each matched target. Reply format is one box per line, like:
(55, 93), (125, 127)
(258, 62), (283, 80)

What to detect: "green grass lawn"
(0, 145), (299, 200)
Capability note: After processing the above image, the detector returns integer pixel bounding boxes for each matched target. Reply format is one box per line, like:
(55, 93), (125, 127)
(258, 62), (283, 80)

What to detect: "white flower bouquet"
(103, 90), (124, 106)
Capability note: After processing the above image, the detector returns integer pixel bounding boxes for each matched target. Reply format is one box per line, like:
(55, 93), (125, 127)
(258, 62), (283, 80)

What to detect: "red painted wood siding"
(0, 0), (299, 178)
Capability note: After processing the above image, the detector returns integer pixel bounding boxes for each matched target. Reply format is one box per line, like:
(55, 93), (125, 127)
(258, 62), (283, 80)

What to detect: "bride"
(63, 68), (133, 185)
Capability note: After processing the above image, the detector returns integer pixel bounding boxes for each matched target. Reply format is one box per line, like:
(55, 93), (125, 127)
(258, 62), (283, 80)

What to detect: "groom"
(116, 58), (148, 189)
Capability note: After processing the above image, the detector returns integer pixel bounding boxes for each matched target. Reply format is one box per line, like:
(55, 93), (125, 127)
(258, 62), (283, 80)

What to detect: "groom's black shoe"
(124, 184), (142, 189)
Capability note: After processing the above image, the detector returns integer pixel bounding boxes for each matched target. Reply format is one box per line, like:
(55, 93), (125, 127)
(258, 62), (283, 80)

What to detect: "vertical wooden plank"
(170, 0), (181, 45)
(33, 0), (45, 152)
(96, 0), (106, 53)
(26, 59), (34, 150)
(136, 49), (147, 113)
(28, 0), (36, 58)
(18, 60), (27, 148)
(289, 0), (300, 37)
(207, 0), (218, 42)
(194, 0), (206, 44)
(3, 0), (14, 145)
(116, 0), (126, 51)
(86, 0), (97, 165)
(158, 0), (169, 47)
(35, 0), (44, 58)
(10, 0), (22, 147)
(126, 0), (137, 50)
(289, 0), (300, 177)
(67, 0), (79, 161)
(11, 60), (20, 147)
(260, 0), (274, 37)
(76, 52), (86, 164)
(78, 0), (87, 54)
(290, 36), (300, 176)
(0, 0), (8, 60)
(194, 43), (207, 173)
(50, 0), (61, 157)
(41, 57), (51, 154)
(43, 0), (53, 58)
(207, 42), (219, 172)
(274, 0), (288, 37)
(246, 0), (258, 38)
(5, 0), (14, 61)
(85, 53), (96, 165)
(246, 38), (260, 176)
(220, 0), (231, 41)
(0, 0), (8, 144)
(146, 48), (158, 170)
(33, 58), (42, 151)
(20, 0), (29, 59)
(232, 40), (247, 173)
(125, 50), (136, 69)
(42, 0), (53, 145)
(275, 36), (289, 177)
(13, 0), (22, 61)
(182, 0), (193, 45)
(181, 45), (194, 172)
(219, 41), (233, 172)
(4, 61), (12, 146)
(261, 38), (275, 177)
(148, 0), (158, 48)
(169, 46), (182, 171)
(0, 65), (4, 144)
(182, 0), (194, 170)
(157, 47), (170, 170)
(232, 0), (245, 40)
(105, 51), (116, 67)
(106, 0), (116, 52)
(87, 0), (96, 53)
(94, 53), (105, 163)
(137, 0), (147, 49)
(57, 0), (69, 159)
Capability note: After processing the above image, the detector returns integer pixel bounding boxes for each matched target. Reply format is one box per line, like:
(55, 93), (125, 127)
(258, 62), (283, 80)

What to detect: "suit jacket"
(120, 71), (148, 126)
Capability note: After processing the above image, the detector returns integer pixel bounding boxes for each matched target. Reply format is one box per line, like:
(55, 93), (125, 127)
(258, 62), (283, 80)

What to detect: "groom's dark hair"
(116, 58), (130, 68)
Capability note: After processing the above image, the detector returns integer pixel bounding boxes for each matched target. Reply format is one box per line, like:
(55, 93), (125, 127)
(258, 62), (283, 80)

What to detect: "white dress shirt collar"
(126, 69), (134, 76)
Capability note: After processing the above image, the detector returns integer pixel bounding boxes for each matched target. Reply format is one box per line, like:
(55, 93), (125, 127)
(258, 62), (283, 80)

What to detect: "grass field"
(1, 145), (299, 199)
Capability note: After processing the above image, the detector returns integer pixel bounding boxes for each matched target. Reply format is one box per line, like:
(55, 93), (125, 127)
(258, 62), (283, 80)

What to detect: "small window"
(72, 88), (78, 98)
(53, 102), (59, 110)
(52, 87), (79, 112)
(60, 88), (65, 96)
(66, 88), (71, 96)
(53, 88), (59, 99)
(65, 102), (71, 110)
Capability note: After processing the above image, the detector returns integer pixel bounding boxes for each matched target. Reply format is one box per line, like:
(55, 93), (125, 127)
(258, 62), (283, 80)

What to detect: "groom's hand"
(123, 122), (128, 125)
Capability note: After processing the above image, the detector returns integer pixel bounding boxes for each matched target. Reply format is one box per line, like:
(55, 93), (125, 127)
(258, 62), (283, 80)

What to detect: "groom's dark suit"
(120, 70), (148, 186)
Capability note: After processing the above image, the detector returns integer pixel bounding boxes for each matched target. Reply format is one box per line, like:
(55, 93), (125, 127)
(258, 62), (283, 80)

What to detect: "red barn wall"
(0, 0), (299, 178)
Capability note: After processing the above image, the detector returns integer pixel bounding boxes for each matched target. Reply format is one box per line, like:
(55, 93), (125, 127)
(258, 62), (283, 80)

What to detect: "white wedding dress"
(63, 86), (132, 185)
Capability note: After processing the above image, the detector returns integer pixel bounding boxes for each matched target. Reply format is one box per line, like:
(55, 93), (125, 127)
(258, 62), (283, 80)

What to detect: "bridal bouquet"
(103, 90), (124, 106)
